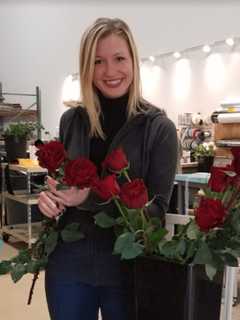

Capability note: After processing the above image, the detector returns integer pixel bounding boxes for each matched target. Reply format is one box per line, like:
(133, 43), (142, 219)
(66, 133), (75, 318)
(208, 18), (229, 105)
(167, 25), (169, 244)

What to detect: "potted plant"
(3, 121), (42, 162)
(192, 142), (215, 172)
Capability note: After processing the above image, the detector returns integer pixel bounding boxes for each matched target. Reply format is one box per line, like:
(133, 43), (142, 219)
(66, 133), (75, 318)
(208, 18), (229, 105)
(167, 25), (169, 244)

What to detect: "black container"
(133, 256), (223, 320)
(4, 135), (27, 162)
(197, 156), (214, 172)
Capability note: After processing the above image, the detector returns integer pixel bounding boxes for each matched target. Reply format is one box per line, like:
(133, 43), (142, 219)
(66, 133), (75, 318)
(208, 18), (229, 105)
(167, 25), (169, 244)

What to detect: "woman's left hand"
(47, 176), (90, 207)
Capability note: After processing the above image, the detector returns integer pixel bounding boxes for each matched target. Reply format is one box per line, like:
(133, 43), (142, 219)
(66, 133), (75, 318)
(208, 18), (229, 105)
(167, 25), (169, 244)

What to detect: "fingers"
(38, 191), (64, 218)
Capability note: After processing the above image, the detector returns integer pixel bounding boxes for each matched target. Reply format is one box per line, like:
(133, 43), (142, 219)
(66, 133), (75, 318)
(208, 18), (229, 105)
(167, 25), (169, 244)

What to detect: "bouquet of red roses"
(156, 147), (240, 279)
(0, 141), (166, 304)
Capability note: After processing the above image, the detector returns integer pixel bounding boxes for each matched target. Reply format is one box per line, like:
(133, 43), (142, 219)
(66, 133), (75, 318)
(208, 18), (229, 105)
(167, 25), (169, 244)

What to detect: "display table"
(175, 172), (210, 215)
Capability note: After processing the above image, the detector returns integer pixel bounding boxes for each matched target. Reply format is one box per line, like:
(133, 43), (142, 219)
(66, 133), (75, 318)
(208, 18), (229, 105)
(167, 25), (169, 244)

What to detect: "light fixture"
(62, 73), (81, 107)
(225, 37), (234, 47)
(202, 45), (211, 53)
(149, 55), (155, 62)
(173, 51), (181, 59)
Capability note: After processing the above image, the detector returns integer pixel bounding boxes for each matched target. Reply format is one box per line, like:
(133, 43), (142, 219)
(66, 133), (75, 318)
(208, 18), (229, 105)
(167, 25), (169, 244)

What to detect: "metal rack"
(1, 164), (47, 248)
(0, 82), (42, 139)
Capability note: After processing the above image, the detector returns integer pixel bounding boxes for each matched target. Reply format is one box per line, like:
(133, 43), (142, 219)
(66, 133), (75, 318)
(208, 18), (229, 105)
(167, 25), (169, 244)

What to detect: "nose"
(104, 60), (117, 77)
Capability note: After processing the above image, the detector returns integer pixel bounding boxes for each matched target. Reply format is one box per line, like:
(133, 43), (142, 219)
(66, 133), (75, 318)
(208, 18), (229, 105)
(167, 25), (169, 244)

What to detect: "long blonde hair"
(79, 17), (143, 137)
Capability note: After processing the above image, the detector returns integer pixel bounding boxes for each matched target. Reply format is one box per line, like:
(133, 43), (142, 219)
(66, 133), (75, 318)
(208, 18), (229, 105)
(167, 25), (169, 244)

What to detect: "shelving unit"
(1, 164), (47, 247)
(0, 82), (41, 140)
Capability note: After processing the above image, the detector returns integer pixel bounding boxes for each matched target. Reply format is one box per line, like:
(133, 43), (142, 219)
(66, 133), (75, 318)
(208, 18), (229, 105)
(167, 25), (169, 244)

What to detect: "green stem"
(113, 198), (134, 232)
(123, 169), (131, 182)
(140, 208), (147, 230)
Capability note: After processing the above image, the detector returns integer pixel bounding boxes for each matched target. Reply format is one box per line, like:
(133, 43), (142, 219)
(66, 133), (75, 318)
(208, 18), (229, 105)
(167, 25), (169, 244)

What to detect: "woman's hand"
(38, 176), (90, 218)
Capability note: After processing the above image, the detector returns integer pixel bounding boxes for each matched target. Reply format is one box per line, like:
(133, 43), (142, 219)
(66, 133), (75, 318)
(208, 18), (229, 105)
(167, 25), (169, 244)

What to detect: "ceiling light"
(225, 38), (234, 46)
(173, 52), (181, 59)
(202, 45), (211, 53)
(149, 56), (155, 62)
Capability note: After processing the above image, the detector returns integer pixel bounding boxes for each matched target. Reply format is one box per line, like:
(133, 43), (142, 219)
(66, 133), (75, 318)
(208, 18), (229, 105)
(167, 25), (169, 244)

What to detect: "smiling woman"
(93, 33), (133, 98)
(37, 17), (178, 320)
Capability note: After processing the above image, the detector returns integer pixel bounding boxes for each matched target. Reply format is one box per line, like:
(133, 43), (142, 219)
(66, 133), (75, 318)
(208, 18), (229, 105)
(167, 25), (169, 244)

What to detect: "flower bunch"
(192, 142), (215, 159)
(93, 148), (167, 259)
(0, 140), (99, 304)
(160, 147), (240, 279)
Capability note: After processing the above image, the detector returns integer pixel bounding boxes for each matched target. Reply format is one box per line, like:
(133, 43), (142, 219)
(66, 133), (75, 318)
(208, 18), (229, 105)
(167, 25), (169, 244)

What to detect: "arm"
(146, 117), (178, 221)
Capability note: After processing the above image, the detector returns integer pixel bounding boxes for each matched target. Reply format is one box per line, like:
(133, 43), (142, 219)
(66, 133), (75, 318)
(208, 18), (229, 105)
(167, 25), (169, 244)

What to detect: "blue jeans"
(45, 272), (134, 320)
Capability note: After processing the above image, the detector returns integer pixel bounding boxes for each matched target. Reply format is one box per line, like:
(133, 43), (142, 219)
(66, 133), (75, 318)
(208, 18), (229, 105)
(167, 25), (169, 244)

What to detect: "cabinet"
(1, 163), (47, 248)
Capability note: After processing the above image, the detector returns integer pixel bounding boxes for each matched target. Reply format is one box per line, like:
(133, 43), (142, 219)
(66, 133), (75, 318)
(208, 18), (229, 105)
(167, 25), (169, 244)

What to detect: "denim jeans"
(45, 271), (134, 320)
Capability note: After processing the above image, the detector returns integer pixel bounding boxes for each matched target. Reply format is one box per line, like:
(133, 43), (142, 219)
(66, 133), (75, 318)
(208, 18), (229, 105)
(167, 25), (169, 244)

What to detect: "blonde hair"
(79, 17), (143, 137)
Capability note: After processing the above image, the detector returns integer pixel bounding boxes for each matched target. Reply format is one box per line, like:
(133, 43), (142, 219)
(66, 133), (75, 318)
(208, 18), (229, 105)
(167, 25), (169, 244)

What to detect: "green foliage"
(0, 218), (82, 283)
(3, 121), (44, 138)
(192, 143), (215, 159)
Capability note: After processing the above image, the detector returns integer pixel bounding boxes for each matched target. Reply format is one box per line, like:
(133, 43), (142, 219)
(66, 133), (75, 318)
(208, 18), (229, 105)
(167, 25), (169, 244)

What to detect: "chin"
(101, 88), (129, 99)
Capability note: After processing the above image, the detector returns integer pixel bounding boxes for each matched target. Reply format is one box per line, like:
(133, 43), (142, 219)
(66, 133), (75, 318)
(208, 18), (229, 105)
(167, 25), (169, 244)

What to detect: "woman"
(38, 17), (178, 320)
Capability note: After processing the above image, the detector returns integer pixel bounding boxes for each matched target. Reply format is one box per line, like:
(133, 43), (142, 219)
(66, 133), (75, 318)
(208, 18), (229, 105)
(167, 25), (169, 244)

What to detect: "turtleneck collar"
(97, 90), (129, 115)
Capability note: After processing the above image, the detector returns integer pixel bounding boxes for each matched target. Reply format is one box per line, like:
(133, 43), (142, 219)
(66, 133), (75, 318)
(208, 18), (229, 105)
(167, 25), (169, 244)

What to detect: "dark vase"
(131, 256), (223, 320)
(197, 156), (214, 172)
(4, 135), (27, 163)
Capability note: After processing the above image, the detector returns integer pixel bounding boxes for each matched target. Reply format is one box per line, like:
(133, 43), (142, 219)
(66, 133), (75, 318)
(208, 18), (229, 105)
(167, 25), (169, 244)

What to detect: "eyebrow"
(95, 51), (126, 58)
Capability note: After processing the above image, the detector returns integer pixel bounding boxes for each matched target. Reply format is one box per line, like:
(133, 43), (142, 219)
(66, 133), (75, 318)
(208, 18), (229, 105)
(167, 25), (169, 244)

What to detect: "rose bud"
(102, 147), (128, 172)
(63, 157), (97, 189)
(93, 175), (120, 201)
(120, 179), (148, 209)
(36, 140), (66, 173)
(195, 198), (226, 232)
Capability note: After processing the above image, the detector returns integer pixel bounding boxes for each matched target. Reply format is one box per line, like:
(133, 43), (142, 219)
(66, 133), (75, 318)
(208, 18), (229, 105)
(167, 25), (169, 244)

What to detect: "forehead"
(95, 33), (130, 56)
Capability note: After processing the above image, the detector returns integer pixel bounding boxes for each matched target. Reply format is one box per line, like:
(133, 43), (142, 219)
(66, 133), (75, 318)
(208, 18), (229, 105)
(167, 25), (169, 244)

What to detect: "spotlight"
(202, 45), (211, 53)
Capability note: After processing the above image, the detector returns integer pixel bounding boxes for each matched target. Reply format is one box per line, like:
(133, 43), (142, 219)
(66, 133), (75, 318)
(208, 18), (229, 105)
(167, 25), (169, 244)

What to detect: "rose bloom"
(36, 141), (66, 173)
(63, 157), (97, 188)
(231, 147), (240, 175)
(102, 147), (128, 172)
(93, 175), (120, 201)
(120, 179), (148, 209)
(195, 198), (227, 232)
(208, 166), (230, 193)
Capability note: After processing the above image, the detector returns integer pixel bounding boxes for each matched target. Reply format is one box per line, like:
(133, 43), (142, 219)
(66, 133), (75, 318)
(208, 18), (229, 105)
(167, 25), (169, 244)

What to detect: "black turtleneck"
(89, 91), (129, 171)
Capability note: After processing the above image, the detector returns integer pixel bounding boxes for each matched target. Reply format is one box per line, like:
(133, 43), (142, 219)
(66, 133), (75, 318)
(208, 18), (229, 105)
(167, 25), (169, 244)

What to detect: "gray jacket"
(46, 103), (178, 286)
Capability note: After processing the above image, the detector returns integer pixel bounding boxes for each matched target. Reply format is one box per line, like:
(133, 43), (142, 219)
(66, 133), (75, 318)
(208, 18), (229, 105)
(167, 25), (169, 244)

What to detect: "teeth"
(105, 79), (121, 85)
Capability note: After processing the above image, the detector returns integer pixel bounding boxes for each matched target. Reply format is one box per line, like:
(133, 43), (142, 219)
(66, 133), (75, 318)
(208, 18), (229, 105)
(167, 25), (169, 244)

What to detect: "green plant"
(192, 142), (215, 159)
(3, 122), (43, 139)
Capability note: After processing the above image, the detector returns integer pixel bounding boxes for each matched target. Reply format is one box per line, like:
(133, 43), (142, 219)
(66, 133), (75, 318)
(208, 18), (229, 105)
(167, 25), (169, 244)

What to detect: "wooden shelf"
(4, 191), (40, 205)
(2, 222), (42, 244)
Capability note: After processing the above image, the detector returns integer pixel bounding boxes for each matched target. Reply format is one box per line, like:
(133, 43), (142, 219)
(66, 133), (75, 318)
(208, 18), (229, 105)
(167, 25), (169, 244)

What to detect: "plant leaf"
(186, 221), (200, 240)
(44, 230), (59, 255)
(61, 223), (85, 242)
(94, 212), (116, 228)
(10, 264), (27, 283)
(205, 264), (217, 280)
(0, 260), (12, 275)
(113, 232), (143, 259)
(193, 242), (213, 265)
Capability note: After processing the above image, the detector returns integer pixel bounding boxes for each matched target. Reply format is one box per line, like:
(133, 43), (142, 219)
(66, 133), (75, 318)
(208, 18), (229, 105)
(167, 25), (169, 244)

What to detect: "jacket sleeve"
(146, 117), (178, 221)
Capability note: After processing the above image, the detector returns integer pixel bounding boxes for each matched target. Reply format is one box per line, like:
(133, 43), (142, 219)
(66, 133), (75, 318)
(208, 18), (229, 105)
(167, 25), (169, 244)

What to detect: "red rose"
(93, 175), (120, 201)
(36, 141), (66, 173)
(63, 157), (97, 188)
(102, 147), (128, 172)
(195, 198), (226, 232)
(208, 166), (229, 192)
(231, 147), (240, 175)
(120, 179), (148, 209)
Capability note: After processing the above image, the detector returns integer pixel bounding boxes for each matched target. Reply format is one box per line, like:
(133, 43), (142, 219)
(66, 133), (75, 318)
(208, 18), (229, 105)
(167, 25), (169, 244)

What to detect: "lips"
(104, 79), (123, 88)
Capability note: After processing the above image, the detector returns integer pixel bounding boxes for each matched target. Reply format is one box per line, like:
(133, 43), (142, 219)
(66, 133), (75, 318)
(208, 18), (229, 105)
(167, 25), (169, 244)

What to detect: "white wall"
(1, 1), (240, 135)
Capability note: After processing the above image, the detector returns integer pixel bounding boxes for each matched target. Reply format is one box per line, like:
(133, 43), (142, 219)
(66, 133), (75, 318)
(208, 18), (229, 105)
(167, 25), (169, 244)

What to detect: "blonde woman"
(38, 17), (178, 320)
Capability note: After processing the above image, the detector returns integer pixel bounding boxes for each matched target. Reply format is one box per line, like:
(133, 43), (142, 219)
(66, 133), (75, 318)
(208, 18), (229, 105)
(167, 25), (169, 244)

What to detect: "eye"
(116, 56), (125, 62)
(95, 59), (102, 65)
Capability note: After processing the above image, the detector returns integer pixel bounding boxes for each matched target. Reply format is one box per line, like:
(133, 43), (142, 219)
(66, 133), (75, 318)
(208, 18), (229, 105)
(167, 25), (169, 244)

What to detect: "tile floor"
(0, 240), (240, 320)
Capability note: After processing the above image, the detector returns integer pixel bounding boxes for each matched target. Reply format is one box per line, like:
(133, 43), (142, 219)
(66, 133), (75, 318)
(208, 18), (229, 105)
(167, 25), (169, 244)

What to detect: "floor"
(0, 240), (240, 320)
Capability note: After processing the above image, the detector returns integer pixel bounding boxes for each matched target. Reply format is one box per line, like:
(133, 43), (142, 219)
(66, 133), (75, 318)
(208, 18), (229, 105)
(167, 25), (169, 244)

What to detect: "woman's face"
(93, 33), (133, 98)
